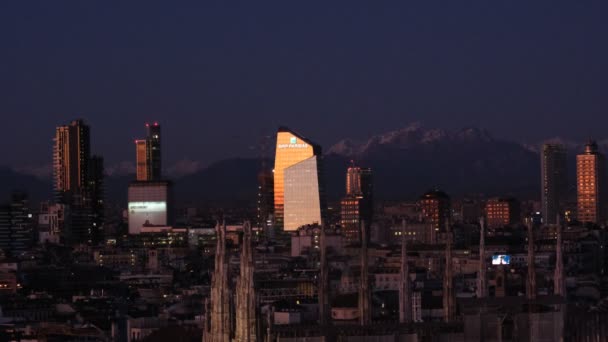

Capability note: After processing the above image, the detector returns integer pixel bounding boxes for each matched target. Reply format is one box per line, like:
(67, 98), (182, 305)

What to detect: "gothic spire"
(443, 220), (455, 322)
(207, 220), (232, 342)
(399, 219), (412, 323)
(359, 220), (372, 326)
(235, 221), (257, 342)
(554, 216), (565, 297)
(526, 219), (537, 300)
(318, 222), (330, 326)
(477, 217), (487, 298)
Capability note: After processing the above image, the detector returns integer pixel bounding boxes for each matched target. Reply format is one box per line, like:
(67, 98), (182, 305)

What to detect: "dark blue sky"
(2, 1), (608, 171)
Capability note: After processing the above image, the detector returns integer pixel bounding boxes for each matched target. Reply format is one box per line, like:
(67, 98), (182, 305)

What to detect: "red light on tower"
(154, 122), (158, 126)
(145, 123), (150, 127)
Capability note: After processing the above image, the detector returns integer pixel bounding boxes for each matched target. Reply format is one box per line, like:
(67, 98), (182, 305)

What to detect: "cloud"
(12, 164), (53, 179)
(166, 159), (204, 178)
(105, 161), (136, 176)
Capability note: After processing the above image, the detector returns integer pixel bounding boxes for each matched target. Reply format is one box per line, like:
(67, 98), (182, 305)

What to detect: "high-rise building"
(88, 155), (104, 244)
(53, 119), (90, 204)
(541, 143), (567, 225)
(256, 169), (274, 230)
(273, 127), (323, 230)
(135, 139), (148, 181)
(340, 166), (373, 244)
(284, 156), (324, 231)
(146, 123), (162, 180)
(418, 189), (450, 235)
(0, 192), (32, 257)
(135, 123), (162, 181)
(53, 119), (100, 244)
(128, 181), (172, 234)
(577, 140), (606, 224)
(485, 197), (520, 229)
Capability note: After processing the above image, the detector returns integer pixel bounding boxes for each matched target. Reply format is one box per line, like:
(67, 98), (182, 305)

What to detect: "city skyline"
(3, 2), (608, 169)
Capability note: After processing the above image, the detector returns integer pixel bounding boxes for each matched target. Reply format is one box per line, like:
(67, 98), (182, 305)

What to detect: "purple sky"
(2, 1), (608, 175)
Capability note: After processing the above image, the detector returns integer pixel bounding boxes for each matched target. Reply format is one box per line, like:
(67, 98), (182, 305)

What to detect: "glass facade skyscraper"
(541, 143), (567, 225)
(273, 127), (323, 230)
(135, 123), (162, 181)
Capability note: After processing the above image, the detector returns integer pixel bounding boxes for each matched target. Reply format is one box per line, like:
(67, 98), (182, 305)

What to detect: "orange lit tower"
(273, 127), (323, 231)
(576, 140), (606, 224)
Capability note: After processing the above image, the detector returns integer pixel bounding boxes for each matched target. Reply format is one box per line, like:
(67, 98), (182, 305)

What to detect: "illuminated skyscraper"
(146, 123), (162, 180)
(53, 119), (90, 204)
(135, 139), (148, 181)
(135, 123), (162, 181)
(541, 143), (567, 225)
(577, 141), (606, 224)
(273, 127), (323, 230)
(340, 166), (373, 244)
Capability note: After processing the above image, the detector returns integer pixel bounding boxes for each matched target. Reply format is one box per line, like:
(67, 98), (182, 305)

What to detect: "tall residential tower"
(577, 140), (606, 224)
(541, 143), (567, 225)
(340, 166), (373, 244)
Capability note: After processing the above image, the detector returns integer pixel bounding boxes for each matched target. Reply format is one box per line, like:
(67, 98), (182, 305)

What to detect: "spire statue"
(205, 221), (232, 342)
(554, 216), (565, 297)
(477, 217), (487, 298)
(235, 221), (257, 342)
(443, 220), (455, 322)
(318, 223), (330, 326)
(399, 219), (412, 323)
(526, 220), (537, 300)
(358, 221), (372, 325)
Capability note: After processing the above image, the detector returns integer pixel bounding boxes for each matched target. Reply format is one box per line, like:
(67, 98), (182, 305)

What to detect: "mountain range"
(1, 123), (598, 206)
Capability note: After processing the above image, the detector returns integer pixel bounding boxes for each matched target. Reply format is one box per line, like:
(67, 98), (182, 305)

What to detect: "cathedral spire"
(477, 217), (487, 298)
(235, 221), (257, 342)
(554, 216), (565, 297)
(443, 220), (455, 322)
(359, 220), (372, 326)
(206, 221), (232, 342)
(399, 219), (412, 323)
(526, 219), (537, 300)
(318, 223), (330, 326)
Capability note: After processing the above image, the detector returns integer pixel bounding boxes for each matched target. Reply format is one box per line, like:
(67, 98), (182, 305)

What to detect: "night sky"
(2, 1), (608, 174)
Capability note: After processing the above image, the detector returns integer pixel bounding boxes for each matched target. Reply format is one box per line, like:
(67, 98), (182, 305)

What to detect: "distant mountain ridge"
(3, 124), (603, 206)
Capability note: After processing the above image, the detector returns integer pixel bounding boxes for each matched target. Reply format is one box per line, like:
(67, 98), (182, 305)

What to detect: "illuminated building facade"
(541, 143), (567, 225)
(53, 119), (90, 204)
(135, 140), (148, 181)
(340, 166), (373, 244)
(284, 156), (324, 231)
(135, 123), (162, 181)
(418, 189), (450, 234)
(577, 141), (606, 224)
(485, 197), (520, 229)
(128, 181), (172, 234)
(273, 127), (323, 230)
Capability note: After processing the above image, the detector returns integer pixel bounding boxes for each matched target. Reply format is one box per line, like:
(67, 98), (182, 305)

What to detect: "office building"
(53, 119), (90, 204)
(485, 197), (520, 229)
(135, 123), (162, 181)
(0, 193), (32, 257)
(541, 143), (567, 225)
(577, 140), (606, 224)
(283, 156), (324, 231)
(340, 166), (373, 244)
(256, 169), (274, 230)
(128, 181), (172, 234)
(418, 189), (450, 233)
(88, 155), (105, 244)
(273, 127), (324, 230)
